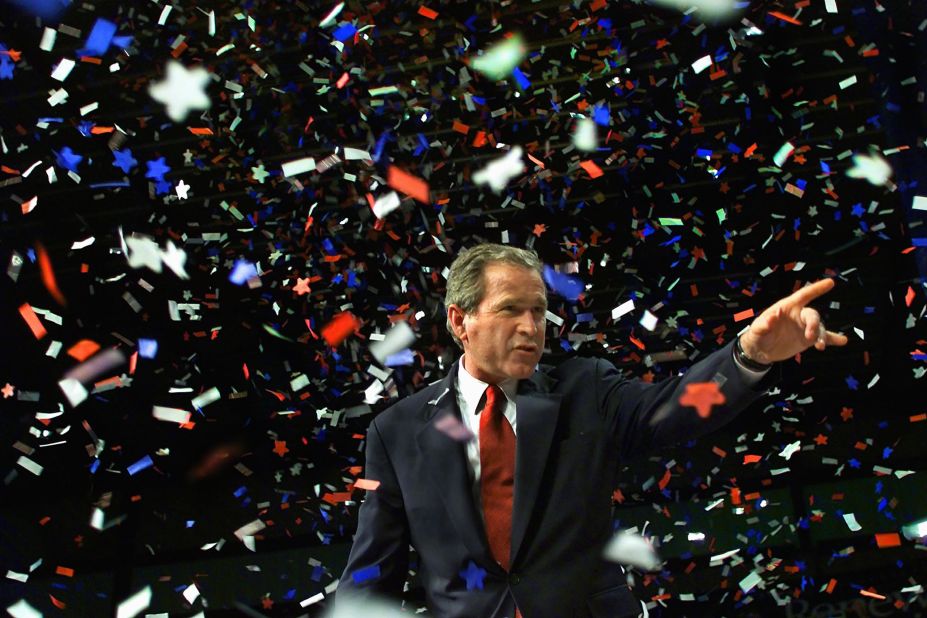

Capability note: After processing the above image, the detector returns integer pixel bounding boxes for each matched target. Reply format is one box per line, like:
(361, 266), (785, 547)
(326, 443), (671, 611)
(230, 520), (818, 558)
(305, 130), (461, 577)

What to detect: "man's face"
(449, 262), (547, 384)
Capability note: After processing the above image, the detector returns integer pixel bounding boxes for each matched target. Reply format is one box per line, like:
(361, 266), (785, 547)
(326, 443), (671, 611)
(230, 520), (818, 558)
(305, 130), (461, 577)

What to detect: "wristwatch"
(734, 335), (773, 372)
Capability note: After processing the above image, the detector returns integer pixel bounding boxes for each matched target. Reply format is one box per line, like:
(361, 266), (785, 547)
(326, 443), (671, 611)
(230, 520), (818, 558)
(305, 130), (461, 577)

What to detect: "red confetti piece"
(733, 308), (754, 322)
(874, 532), (901, 548)
(579, 160), (604, 179)
(825, 578), (837, 594)
(452, 120), (469, 134)
(768, 11), (803, 25)
(905, 286), (915, 307)
(273, 440), (289, 457)
(354, 478), (381, 491)
(336, 71), (349, 89)
(67, 339), (101, 362)
(321, 312), (361, 346)
(743, 454), (762, 464)
(860, 589), (887, 600)
(49, 595), (66, 610)
(418, 6), (438, 19)
(657, 468), (671, 490)
(678, 382), (726, 418)
(19, 303), (47, 340)
(55, 566), (74, 577)
(387, 165), (430, 203)
(187, 127), (214, 135)
(36, 242), (67, 306)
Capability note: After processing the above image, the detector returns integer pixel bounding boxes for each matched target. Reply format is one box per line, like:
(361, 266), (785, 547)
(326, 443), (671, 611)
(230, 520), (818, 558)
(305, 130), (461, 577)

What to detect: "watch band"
(734, 335), (773, 372)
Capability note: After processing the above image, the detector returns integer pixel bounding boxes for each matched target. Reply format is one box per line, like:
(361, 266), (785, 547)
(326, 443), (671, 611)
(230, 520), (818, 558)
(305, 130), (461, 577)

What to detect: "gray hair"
(444, 243), (544, 348)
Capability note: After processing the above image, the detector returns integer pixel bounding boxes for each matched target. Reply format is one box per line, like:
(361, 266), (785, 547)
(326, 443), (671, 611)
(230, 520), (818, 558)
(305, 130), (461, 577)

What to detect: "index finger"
(788, 278), (836, 307)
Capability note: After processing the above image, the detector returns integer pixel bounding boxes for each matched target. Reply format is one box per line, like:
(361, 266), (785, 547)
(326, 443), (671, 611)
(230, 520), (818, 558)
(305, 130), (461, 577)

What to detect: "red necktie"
(479, 385), (523, 617)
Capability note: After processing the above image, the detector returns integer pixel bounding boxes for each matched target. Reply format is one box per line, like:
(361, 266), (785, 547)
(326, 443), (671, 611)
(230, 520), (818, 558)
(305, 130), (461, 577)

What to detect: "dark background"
(0, 0), (926, 615)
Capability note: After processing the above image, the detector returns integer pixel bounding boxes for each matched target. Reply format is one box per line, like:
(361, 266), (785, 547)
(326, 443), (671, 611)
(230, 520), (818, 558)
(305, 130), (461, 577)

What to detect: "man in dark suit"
(335, 243), (846, 617)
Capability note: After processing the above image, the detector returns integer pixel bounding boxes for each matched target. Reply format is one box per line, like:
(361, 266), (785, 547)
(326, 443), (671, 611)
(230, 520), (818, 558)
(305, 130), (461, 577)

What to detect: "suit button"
(509, 573), (521, 585)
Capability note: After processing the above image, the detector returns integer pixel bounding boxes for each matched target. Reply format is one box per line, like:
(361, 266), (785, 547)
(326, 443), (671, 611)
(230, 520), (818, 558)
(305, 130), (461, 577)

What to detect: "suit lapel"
(416, 361), (501, 573)
(510, 380), (561, 568)
(415, 360), (563, 573)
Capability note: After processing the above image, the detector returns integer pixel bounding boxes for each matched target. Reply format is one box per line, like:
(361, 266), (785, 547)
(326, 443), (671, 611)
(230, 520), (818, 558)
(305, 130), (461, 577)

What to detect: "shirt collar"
(457, 354), (519, 414)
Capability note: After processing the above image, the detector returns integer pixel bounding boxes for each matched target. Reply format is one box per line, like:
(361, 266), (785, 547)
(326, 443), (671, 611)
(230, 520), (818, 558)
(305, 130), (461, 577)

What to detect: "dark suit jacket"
(336, 340), (775, 617)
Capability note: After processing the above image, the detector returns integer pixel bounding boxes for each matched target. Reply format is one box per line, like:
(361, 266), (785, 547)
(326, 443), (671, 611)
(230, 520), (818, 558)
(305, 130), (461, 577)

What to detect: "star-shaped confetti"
(458, 560), (487, 591)
(251, 164), (269, 183)
(1, 383), (14, 398)
(293, 277), (311, 295)
(175, 179), (190, 199)
(145, 157), (171, 181)
(846, 152), (893, 186)
(112, 148), (137, 173)
(56, 146), (83, 172)
(678, 382), (726, 418)
(148, 60), (212, 123)
(472, 146), (525, 193)
(125, 235), (163, 273)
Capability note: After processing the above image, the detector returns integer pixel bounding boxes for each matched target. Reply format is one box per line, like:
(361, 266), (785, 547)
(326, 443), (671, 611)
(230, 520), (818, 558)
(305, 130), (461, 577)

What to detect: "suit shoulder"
(373, 377), (450, 429)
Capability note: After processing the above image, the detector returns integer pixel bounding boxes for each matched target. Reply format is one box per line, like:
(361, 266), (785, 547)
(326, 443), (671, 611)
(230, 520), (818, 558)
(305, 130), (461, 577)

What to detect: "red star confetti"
(678, 382), (726, 418)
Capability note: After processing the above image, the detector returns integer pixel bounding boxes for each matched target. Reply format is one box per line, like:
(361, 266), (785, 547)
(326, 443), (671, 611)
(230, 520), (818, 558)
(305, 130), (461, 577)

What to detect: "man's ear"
(447, 304), (467, 344)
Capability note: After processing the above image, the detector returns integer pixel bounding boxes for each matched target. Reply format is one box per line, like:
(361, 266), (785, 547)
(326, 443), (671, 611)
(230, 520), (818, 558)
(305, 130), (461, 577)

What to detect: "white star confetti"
(573, 117), (598, 152)
(603, 530), (662, 571)
(148, 61), (212, 123)
(472, 146), (525, 193)
(471, 34), (526, 81)
(175, 179), (190, 199)
(846, 152), (893, 186)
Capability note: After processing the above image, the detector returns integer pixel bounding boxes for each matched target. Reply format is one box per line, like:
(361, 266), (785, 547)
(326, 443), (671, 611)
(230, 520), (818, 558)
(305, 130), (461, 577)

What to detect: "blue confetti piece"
(512, 67), (530, 90)
(696, 148), (713, 158)
(912, 238), (927, 247)
(384, 348), (415, 366)
(80, 18), (117, 56)
(459, 561), (487, 591)
(351, 565), (381, 584)
(593, 104), (610, 126)
(229, 260), (258, 285)
(127, 455), (153, 476)
(138, 339), (158, 359)
(332, 23), (357, 42)
(543, 264), (583, 301)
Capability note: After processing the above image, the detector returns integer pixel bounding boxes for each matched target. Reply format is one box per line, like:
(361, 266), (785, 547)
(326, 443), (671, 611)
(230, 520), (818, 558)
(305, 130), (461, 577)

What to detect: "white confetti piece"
(182, 583), (200, 604)
(6, 599), (42, 618)
(739, 570), (763, 593)
(603, 530), (661, 571)
(779, 440), (801, 460)
(116, 586), (151, 618)
(471, 34), (527, 81)
(148, 61), (212, 123)
(846, 152), (893, 186)
(773, 141), (795, 167)
(838, 75), (858, 89)
(612, 299), (635, 320)
(152, 406), (192, 424)
(192, 387), (221, 410)
(472, 146), (526, 193)
(913, 195), (927, 211)
(650, 0), (738, 19)
(372, 191), (401, 219)
(343, 147), (372, 160)
(573, 117), (598, 152)
(39, 27), (57, 51)
(825, 0), (838, 12)
(369, 321), (416, 364)
(691, 54), (713, 74)
(842, 512), (862, 532)
(639, 310), (658, 331)
(281, 157), (316, 177)
(50, 58), (75, 81)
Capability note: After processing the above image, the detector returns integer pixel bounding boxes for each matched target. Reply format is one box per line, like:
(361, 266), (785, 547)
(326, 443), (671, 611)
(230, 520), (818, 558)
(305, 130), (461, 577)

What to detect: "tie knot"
(483, 384), (504, 414)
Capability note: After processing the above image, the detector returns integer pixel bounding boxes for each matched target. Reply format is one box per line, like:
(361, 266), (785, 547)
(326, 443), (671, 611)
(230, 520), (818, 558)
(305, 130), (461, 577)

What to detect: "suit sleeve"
(335, 417), (410, 603)
(597, 339), (779, 461)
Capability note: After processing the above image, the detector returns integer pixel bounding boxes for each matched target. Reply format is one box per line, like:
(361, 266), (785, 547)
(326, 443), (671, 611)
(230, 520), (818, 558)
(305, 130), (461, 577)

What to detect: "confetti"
(471, 146), (525, 193)
(678, 382), (726, 418)
(471, 34), (526, 81)
(147, 61), (211, 123)
(603, 530), (662, 571)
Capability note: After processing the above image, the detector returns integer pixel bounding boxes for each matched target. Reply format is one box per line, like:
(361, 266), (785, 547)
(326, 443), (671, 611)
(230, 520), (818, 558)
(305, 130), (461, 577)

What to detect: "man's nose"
(517, 310), (539, 335)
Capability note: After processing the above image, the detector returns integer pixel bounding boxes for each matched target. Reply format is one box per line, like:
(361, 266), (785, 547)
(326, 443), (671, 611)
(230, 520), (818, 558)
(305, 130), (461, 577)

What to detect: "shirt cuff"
(732, 345), (771, 383)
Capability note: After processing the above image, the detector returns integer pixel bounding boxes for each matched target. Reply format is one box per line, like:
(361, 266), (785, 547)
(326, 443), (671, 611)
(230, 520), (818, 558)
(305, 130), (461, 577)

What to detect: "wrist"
(734, 334), (773, 372)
